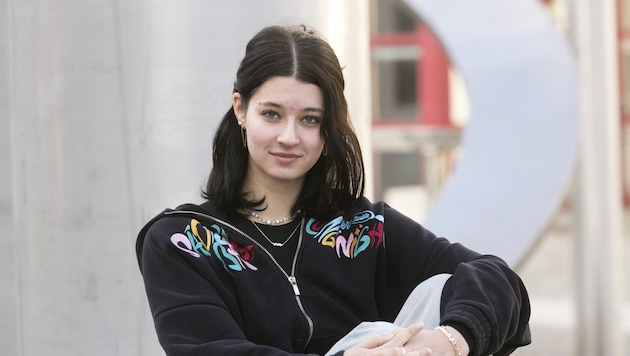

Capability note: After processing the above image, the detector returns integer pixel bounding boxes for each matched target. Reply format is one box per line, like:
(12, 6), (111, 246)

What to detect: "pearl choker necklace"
(248, 209), (301, 225)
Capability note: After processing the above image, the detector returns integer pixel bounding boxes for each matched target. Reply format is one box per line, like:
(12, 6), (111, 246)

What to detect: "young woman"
(136, 25), (531, 356)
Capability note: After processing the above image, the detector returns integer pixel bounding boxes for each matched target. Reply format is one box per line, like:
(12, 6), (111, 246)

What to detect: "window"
(373, 47), (418, 121)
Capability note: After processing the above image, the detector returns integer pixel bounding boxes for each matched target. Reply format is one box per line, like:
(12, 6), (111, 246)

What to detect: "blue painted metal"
(405, 0), (580, 267)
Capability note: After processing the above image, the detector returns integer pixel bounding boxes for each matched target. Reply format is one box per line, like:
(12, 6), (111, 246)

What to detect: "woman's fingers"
(389, 323), (425, 348)
(390, 347), (433, 356)
(346, 323), (427, 356)
(352, 332), (395, 349)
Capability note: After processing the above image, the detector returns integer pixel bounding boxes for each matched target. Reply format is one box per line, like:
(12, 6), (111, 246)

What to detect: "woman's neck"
(242, 176), (302, 221)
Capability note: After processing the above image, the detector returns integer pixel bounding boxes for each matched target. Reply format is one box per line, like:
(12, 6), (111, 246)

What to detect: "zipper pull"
(288, 276), (300, 296)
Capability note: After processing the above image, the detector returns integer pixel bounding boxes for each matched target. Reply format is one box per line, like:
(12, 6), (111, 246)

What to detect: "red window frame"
(370, 24), (452, 128)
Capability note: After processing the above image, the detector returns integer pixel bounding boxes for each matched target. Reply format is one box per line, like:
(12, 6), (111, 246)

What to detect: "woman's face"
(234, 76), (325, 187)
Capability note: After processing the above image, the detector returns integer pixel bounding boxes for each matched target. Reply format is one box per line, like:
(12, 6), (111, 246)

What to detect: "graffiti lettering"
(306, 210), (385, 259)
(170, 233), (201, 258)
(170, 219), (258, 272)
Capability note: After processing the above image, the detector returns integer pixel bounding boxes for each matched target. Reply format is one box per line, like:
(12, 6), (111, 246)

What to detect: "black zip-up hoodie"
(136, 197), (531, 355)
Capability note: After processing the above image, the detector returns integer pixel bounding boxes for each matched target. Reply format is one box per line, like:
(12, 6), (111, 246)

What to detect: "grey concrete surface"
(0, 214), (17, 356)
(0, 0), (17, 350)
(513, 209), (630, 355)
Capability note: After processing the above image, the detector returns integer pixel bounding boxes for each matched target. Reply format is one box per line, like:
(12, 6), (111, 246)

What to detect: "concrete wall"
(1, 0), (17, 355)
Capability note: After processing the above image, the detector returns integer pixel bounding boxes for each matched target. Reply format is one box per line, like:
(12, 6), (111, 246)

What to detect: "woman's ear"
(233, 93), (245, 125)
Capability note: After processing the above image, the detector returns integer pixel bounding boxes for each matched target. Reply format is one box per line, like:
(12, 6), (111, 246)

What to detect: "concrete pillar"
(572, 0), (625, 355)
(0, 0), (17, 354)
(8, 1), (161, 354)
(5, 1), (371, 355)
(325, 0), (374, 197)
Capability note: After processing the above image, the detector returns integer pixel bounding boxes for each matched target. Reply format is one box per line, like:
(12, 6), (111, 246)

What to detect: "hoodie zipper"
(164, 210), (315, 348)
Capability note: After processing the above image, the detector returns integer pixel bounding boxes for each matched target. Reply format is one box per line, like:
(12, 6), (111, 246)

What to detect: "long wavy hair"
(203, 25), (364, 220)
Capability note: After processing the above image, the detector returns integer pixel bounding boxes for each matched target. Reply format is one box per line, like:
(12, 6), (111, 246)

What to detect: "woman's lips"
(271, 152), (300, 164)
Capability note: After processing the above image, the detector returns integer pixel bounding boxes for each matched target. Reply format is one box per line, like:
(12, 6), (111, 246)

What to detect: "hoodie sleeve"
(379, 203), (531, 356)
(136, 214), (318, 356)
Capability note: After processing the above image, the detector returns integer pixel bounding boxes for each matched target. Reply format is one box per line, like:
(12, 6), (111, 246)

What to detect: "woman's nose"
(277, 120), (299, 145)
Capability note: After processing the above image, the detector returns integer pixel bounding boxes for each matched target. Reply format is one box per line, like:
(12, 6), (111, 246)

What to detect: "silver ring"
(399, 345), (406, 355)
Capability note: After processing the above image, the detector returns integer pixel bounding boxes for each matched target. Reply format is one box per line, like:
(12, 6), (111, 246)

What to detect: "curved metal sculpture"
(405, 0), (580, 267)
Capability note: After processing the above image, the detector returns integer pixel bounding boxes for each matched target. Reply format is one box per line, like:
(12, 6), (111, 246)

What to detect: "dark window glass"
(372, 46), (419, 121)
(375, 0), (417, 34)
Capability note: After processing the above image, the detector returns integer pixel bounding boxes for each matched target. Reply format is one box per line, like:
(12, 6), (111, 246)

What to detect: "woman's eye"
(302, 116), (321, 125)
(263, 111), (280, 119)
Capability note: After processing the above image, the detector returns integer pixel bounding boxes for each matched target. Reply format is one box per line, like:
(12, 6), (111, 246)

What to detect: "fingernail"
(414, 322), (425, 329)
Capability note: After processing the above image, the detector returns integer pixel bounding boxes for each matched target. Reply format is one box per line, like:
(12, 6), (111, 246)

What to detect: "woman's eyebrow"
(258, 101), (324, 114)
(258, 101), (282, 109)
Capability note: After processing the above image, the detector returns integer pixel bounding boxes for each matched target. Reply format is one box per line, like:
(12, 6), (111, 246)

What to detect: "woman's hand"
(344, 324), (470, 356)
(344, 323), (433, 355)
(403, 326), (470, 356)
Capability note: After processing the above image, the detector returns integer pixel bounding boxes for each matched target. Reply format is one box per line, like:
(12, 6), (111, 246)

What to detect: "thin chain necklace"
(250, 218), (302, 247)
(248, 209), (301, 225)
